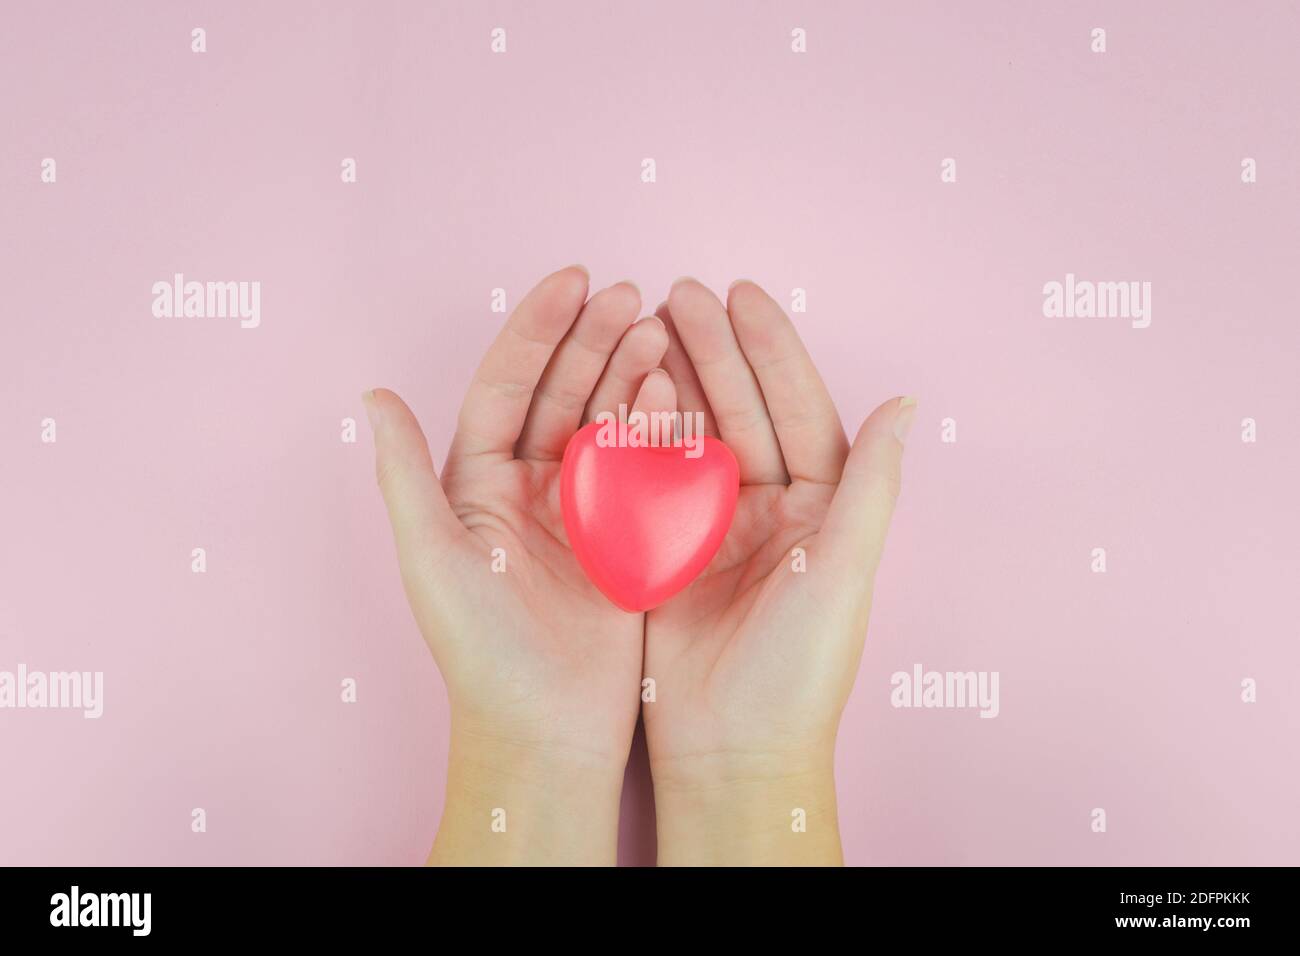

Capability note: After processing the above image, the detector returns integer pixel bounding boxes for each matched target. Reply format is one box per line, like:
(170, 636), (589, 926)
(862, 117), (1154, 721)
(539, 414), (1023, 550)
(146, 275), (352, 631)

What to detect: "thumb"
(363, 388), (462, 563)
(819, 396), (915, 575)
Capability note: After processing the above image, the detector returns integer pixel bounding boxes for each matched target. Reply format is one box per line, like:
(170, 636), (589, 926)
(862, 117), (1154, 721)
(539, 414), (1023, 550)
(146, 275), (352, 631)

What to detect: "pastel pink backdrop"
(3, 1), (1298, 865)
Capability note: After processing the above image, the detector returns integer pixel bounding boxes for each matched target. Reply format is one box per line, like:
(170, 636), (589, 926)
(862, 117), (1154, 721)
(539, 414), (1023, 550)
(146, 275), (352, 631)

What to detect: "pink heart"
(560, 422), (740, 612)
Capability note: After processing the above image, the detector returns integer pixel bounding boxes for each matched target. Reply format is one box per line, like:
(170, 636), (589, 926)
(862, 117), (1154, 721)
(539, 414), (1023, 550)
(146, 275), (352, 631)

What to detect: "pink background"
(3, 1), (1298, 865)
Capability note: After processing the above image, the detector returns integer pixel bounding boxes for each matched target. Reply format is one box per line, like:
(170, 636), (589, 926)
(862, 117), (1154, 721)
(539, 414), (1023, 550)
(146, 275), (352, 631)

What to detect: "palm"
(645, 480), (852, 757)
(398, 456), (636, 756)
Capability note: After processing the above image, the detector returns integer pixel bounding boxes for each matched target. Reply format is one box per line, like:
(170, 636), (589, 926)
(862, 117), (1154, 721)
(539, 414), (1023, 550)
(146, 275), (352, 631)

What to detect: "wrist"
(429, 720), (628, 866)
(649, 744), (843, 866)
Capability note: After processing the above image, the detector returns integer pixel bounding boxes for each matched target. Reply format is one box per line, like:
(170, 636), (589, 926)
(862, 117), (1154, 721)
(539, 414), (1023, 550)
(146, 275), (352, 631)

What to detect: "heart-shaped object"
(560, 421), (740, 612)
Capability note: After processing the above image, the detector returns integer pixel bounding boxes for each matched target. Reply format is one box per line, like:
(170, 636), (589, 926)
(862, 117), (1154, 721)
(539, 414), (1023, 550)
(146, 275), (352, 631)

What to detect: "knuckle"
(374, 456), (406, 495)
(862, 467), (902, 503)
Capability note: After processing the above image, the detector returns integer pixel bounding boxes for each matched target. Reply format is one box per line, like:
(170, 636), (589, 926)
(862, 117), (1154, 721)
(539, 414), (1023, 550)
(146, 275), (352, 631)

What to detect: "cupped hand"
(642, 278), (914, 865)
(365, 266), (674, 864)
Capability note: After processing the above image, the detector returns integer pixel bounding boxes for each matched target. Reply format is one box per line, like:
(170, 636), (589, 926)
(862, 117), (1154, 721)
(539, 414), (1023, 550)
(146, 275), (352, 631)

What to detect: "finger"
(631, 367), (677, 418)
(447, 265), (589, 467)
(666, 278), (785, 484)
(364, 388), (465, 563)
(515, 281), (641, 460)
(727, 280), (849, 486)
(584, 314), (669, 421)
(654, 301), (718, 438)
(819, 397), (915, 573)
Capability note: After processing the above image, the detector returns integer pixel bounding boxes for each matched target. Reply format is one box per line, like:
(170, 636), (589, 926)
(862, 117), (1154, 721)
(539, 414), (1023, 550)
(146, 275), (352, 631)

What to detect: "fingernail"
(893, 397), (917, 445)
(361, 390), (381, 429)
(566, 263), (590, 277)
(616, 279), (640, 295)
(671, 276), (697, 289)
(638, 314), (666, 330)
(727, 278), (751, 293)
